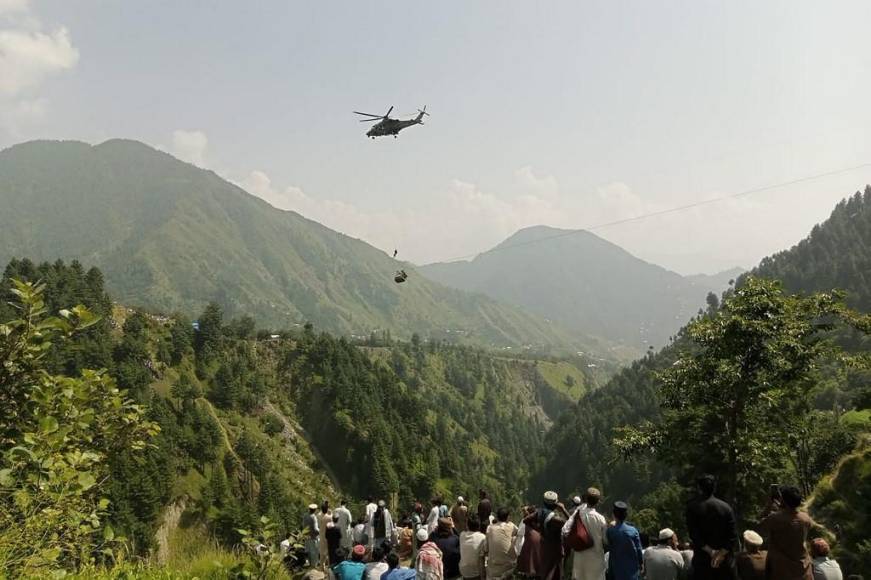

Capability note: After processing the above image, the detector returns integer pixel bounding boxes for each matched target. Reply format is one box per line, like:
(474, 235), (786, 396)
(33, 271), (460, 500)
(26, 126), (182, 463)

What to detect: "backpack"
(565, 511), (594, 552)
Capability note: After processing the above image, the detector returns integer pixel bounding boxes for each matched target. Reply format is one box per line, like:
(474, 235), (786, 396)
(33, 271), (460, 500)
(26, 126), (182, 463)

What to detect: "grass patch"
(535, 361), (586, 400)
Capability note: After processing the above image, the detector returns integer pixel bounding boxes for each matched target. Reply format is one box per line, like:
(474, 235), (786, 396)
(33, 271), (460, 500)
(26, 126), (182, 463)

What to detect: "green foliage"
(0, 280), (158, 576)
(235, 515), (284, 580)
(287, 335), (556, 505)
(809, 439), (871, 575)
(537, 187), (871, 510)
(615, 277), (869, 517)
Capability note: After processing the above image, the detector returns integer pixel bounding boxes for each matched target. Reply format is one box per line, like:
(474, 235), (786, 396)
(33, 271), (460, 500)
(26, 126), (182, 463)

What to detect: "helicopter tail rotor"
(416, 106), (429, 124)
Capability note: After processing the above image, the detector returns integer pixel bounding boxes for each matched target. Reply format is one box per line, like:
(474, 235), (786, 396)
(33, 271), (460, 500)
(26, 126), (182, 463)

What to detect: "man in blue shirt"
(605, 501), (643, 580)
(333, 544), (368, 580)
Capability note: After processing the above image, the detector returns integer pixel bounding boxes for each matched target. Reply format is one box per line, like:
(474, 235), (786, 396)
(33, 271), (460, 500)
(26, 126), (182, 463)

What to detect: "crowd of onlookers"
(280, 476), (859, 580)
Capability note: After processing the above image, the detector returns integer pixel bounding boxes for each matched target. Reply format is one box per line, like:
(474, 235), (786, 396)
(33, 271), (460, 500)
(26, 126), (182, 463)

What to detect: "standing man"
(369, 500), (396, 549)
(336, 499), (354, 550)
(484, 507), (519, 580)
(685, 475), (738, 579)
(320, 501), (333, 568)
(524, 491), (569, 580)
(605, 501), (643, 580)
(416, 527), (445, 580)
(758, 486), (817, 580)
(304, 503), (321, 568)
(477, 490), (493, 534)
(562, 488), (608, 580)
(428, 498), (443, 534)
(433, 517), (462, 580)
(451, 496), (470, 533)
(735, 530), (766, 580)
(642, 528), (686, 580)
(459, 517), (487, 580)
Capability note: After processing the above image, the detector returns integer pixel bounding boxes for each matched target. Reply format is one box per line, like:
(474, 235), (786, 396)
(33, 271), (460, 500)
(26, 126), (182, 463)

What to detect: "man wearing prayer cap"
(524, 492), (569, 580)
(735, 530), (766, 580)
(605, 501), (643, 580)
(416, 526), (444, 580)
(333, 545), (368, 580)
(451, 496), (469, 533)
(643, 527), (685, 580)
(561, 486), (607, 580)
(304, 503), (321, 568)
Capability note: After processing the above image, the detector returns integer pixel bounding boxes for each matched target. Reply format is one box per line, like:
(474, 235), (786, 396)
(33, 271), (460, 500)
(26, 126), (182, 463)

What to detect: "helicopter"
(354, 106), (429, 138)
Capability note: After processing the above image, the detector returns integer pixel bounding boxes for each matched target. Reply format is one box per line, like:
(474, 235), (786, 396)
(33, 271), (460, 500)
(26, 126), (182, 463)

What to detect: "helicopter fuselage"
(366, 118), (420, 138)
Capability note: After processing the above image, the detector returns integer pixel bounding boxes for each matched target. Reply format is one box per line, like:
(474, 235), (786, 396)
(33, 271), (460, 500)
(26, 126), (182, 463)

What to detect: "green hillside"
(534, 186), (871, 512)
(1, 258), (606, 575)
(420, 225), (736, 351)
(0, 139), (606, 353)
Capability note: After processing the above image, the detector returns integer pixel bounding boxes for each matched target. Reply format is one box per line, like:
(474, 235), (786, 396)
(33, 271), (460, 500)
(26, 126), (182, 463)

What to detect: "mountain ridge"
(420, 224), (736, 349)
(0, 139), (608, 353)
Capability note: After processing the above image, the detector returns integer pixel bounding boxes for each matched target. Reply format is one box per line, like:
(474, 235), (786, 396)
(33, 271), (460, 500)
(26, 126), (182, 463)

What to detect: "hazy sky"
(2, 1), (870, 274)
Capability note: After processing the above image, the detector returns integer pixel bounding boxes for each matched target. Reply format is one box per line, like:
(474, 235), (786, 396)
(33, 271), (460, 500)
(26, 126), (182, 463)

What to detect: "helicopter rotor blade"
(354, 111), (383, 117)
(359, 117), (381, 123)
(385, 106), (394, 117)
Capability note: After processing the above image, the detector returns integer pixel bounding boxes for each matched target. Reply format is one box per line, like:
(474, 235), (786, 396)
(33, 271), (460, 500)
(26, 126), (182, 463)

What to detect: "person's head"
(352, 544), (366, 562)
(309, 503), (318, 513)
(780, 486), (803, 510)
(524, 505), (536, 516)
(678, 541), (692, 551)
(416, 527), (430, 544)
(496, 507), (510, 522)
(457, 496), (465, 506)
(431, 497), (440, 506)
(414, 501), (423, 514)
(543, 490), (558, 507)
(286, 531), (292, 540)
(479, 489), (487, 499)
(357, 516), (367, 525)
(333, 514), (340, 523)
(377, 499), (386, 512)
(697, 474), (716, 497)
(437, 517), (454, 536)
(658, 528), (676, 548)
(341, 498), (347, 506)
(571, 496), (582, 508)
(584, 487), (602, 508)
(335, 547), (349, 562)
(372, 547), (385, 562)
(467, 516), (481, 532)
(811, 538), (831, 558)
(639, 532), (650, 549)
(612, 501), (629, 522)
(386, 552), (400, 570)
(743, 530), (763, 553)
(321, 500), (329, 513)
(367, 496), (374, 503)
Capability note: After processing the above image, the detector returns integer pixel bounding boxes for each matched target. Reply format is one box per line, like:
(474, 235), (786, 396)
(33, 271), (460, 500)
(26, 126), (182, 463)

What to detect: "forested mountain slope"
(0, 258), (594, 564)
(533, 186), (871, 503)
(420, 226), (736, 350)
(0, 139), (603, 352)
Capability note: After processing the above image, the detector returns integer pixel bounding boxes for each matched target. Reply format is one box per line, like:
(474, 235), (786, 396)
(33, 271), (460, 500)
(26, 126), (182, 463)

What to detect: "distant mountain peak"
(421, 226), (736, 350)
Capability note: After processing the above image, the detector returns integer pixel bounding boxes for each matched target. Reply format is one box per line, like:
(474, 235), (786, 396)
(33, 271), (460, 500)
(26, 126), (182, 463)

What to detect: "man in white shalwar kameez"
(426, 498), (441, 534)
(335, 499), (354, 550)
(561, 488), (608, 580)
